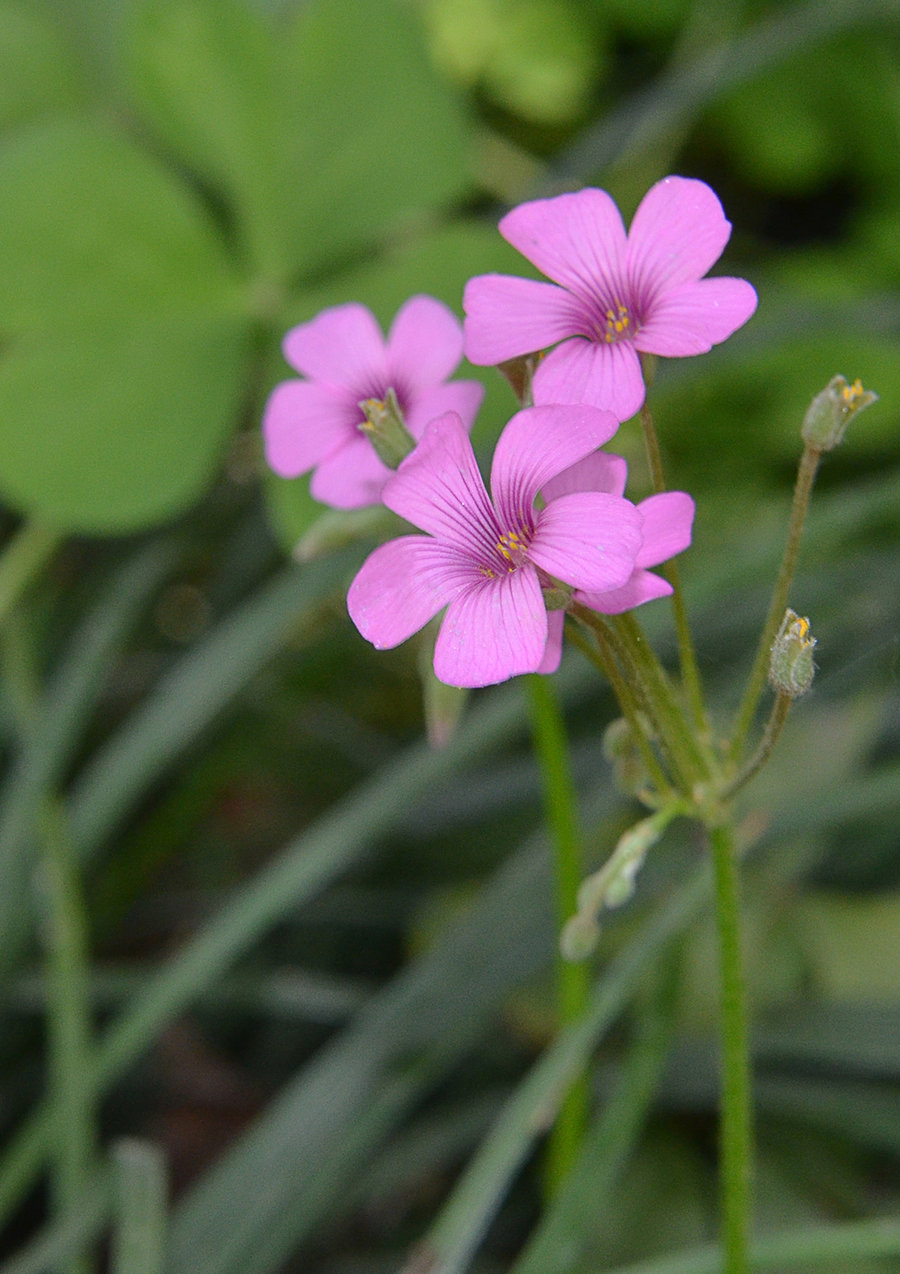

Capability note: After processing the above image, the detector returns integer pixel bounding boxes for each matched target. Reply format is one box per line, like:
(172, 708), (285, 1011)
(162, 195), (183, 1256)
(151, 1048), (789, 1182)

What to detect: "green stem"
(0, 521), (63, 628)
(719, 692), (793, 802)
(614, 612), (710, 791)
(1, 610), (95, 1274)
(708, 818), (752, 1274)
(567, 615), (673, 801)
(39, 799), (96, 1274)
(110, 1141), (168, 1274)
(729, 445), (821, 762)
(638, 402), (707, 732)
(525, 675), (590, 1192)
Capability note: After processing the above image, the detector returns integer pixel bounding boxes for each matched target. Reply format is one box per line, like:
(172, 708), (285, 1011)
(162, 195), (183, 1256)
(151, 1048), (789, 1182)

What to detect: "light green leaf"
(279, 0), (473, 276)
(0, 316), (249, 533)
(0, 118), (252, 532)
(0, 3), (85, 129)
(0, 118), (241, 332)
(126, 0), (288, 277)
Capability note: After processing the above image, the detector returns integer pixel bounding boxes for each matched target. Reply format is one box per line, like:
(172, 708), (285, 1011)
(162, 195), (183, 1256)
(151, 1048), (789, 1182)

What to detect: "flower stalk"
(525, 674), (591, 1192)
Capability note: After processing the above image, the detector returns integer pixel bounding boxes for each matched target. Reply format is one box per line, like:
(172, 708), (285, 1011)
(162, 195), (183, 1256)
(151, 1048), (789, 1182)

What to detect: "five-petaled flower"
(347, 407), (643, 688)
(263, 296), (484, 509)
(463, 176), (757, 422)
(537, 451), (696, 673)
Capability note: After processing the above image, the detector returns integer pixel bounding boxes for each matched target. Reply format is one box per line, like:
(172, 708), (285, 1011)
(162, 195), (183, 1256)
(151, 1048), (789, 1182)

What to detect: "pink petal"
(463, 275), (586, 366)
(262, 380), (354, 478)
(387, 295), (465, 392)
(536, 610), (565, 675)
(310, 432), (391, 509)
(634, 277), (758, 357)
(533, 337), (645, 421)
(347, 537), (475, 649)
(405, 379), (484, 438)
(541, 451), (628, 502)
(498, 188), (628, 302)
(434, 565), (547, 687)
(490, 405), (620, 520)
(382, 412), (498, 557)
(282, 303), (387, 390)
(530, 492), (643, 592)
(626, 176), (733, 304)
(635, 492), (695, 568)
(577, 570), (673, 615)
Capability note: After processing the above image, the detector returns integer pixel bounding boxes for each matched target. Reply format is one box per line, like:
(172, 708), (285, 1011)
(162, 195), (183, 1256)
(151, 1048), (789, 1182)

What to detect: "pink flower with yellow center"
(347, 406), (643, 688)
(263, 296), (484, 509)
(464, 176), (757, 421)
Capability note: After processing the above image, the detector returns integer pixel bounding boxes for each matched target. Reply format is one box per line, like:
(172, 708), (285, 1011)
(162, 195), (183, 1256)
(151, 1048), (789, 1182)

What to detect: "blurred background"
(0, 0), (898, 1271)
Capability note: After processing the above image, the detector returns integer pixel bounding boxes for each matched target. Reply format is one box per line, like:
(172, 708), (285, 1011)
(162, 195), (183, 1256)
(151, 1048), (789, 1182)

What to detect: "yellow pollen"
(497, 530), (527, 566)
(603, 303), (632, 344)
(841, 378), (865, 408)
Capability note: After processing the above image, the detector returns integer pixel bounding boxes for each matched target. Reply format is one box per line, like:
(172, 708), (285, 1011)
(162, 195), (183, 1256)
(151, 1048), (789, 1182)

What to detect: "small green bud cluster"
(602, 716), (651, 797)
(359, 387), (416, 468)
(801, 376), (878, 453)
(560, 813), (667, 961)
(769, 608), (816, 698)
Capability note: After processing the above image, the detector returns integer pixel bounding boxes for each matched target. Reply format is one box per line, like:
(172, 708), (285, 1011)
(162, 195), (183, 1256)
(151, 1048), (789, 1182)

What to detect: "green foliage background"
(0, 0), (898, 1271)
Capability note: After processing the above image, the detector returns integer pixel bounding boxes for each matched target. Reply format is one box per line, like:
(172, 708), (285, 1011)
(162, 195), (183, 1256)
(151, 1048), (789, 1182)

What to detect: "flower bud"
(769, 609), (816, 698)
(418, 638), (469, 749)
(801, 376), (878, 453)
(560, 910), (600, 962)
(602, 717), (650, 797)
(496, 352), (543, 407)
(541, 582), (573, 612)
(359, 387), (416, 468)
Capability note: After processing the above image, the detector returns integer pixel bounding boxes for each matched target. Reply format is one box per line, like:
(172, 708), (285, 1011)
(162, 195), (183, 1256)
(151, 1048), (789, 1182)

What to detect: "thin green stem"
(729, 445), (821, 762)
(1, 610), (96, 1274)
(38, 799), (96, 1274)
(719, 692), (793, 802)
(638, 402), (707, 732)
(708, 818), (752, 1274)
(567, 615), (673, 800)
(110, 1141), (168, 1274)
(0, 521), (63, 629)
(525, 674), (590, 1192)
(614, 612), (710, 791)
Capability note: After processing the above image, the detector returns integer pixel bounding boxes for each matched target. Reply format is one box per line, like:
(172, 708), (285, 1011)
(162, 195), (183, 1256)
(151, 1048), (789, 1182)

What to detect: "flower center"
(600, 302), (632, 344)
(479, 529), (530, 577)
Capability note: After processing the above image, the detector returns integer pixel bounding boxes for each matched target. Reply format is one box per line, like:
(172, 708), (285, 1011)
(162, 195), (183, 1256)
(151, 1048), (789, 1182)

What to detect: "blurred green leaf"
(0, 316), (249, 533)
(0, 119), (251, 532)
(0, 3), (85, 130)
(0, 119), (240, 330)
(278, 0), (473, 276)
(127, 0), (288, 278)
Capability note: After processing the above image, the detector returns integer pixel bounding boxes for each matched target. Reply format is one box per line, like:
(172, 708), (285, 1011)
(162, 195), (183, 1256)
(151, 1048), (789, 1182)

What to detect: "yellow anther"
(841, 378), (865, 407)
(603, 302), (632, 344)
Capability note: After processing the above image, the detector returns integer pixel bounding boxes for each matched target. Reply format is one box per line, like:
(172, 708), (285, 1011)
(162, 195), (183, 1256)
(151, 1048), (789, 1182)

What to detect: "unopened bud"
(496, 352), (543, 407)
(418, 637), (469, 748)
(602, 717), (649, 797)
(560, 910), (600, 962)
(359, 387), (416, 468)
(542, 582), (573, 612)
(769, 609), (816, 698)
(801, 376), (877, 452)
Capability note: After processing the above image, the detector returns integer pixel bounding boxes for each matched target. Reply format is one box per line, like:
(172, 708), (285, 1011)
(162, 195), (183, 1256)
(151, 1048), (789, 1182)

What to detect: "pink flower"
(538, 452), (695, 673)
(464, 176), (757, 421)
(347, 407), (643, 688)
(263, 296), (484, 509)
